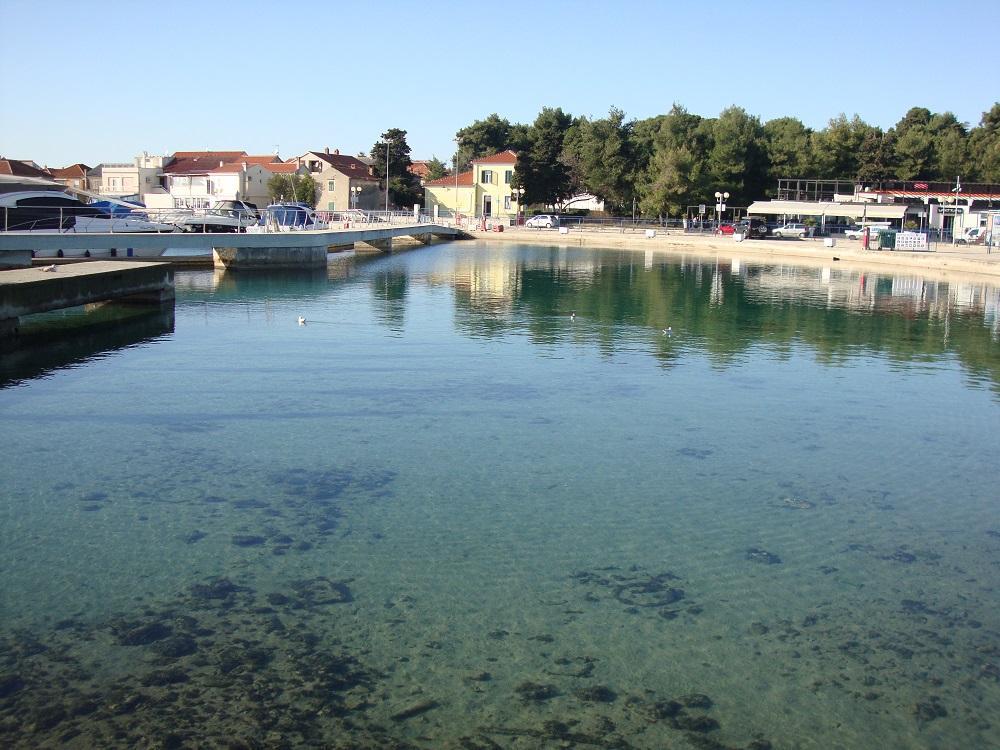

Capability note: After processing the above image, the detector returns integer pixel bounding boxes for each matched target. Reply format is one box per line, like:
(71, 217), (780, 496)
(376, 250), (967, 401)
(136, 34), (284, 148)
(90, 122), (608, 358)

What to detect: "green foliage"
(455, 114), (516, 171)
(447, 100), (1000, 218)
(371, 128), (421, 208)
(424, 156), (449, 181)
(515, 107), (576, 207)
(267, 173), (318, 207)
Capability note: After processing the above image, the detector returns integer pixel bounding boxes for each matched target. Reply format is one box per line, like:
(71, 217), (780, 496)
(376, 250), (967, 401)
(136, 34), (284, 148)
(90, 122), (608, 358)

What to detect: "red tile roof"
(299, 151), (376, 180)
(409, 160), (431, 178)
(472, 150), (518, 165)
(424, 169), (473, 187)
(261, 163), (299, 174)
(49, 163), (90, 178)
(0, 158), (52, 178)
(166, 152), (281, 175)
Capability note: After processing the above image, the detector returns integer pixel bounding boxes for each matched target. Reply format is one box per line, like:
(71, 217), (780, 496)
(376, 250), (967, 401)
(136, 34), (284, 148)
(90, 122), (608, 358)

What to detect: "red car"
(715, 223), (736, 235)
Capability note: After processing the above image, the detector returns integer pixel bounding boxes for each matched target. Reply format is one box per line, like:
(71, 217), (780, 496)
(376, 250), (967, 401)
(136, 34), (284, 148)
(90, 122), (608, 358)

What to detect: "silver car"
(525, 214), (559, 229)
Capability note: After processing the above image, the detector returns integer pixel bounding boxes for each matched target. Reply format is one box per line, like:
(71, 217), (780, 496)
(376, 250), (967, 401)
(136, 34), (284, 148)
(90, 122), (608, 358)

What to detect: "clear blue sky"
(1, 0), (995, 168)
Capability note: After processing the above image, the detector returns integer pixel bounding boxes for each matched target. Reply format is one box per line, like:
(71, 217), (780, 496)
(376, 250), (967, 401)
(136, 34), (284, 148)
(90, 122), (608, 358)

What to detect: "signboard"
(938, 207), (960, 215)
(718, 203), (726, 212)
(699, 204), (706, 215)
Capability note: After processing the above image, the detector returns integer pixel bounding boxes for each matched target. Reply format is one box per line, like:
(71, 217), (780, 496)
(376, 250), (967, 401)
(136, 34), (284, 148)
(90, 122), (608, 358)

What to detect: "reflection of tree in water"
(446, 253), (1000, 392)
(371, 270), (408, 331)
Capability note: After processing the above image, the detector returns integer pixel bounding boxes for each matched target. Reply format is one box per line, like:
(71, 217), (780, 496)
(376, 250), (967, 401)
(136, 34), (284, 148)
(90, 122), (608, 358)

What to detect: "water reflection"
(432, 247), (1000, 389)
(0, 305), (174, 387)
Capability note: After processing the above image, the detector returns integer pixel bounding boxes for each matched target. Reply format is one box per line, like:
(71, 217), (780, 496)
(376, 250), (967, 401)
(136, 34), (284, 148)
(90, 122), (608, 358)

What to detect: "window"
(504, 196), (511, 210)
(481, 170), (493, 184)
(504, 170), (512, 184)
(328, 180), (335, 191)
(328, 202), (335, 211)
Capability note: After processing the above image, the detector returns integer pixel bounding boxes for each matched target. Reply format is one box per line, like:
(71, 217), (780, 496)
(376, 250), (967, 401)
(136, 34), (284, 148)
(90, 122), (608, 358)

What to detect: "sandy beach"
(466, 226), (1000, 282)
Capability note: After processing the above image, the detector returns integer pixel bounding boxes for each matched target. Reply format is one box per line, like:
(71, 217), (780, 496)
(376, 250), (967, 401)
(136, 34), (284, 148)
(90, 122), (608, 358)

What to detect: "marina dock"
(0, 261), (173, 340)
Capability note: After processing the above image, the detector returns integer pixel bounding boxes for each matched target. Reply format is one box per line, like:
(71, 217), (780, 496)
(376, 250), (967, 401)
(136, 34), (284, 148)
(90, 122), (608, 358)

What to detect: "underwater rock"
(152, 635), (198, 659)
(390, 699), (438, 721)
(677, 693), (713, 709)
(749, 623), (769, 636)
(648, 699), (684, 719)
(882, 549), (917, 564)
(266, 592), (290, 606)
(290, 577), (352, 605)
(140, 668), (189, 687)
(231, 535), (267, 547)
(614, 573), (685, 608)
(0, 674), (25, 698)
(464, 672), (492, 682)
(190, 578), (241, 600)
(182, 530), (207, 544)
(515, 682), (558, 703)
(746, 548), (782, 565)
(781, 498), (814, 510)
(673, 714), (720, 732)
(115, 621), (172, 646)
(573, 685), (617, 703)
(913, 699), (947, 723)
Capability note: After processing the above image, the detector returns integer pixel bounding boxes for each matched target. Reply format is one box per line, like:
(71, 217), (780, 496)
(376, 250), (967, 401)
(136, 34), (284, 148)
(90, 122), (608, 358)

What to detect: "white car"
(844, 224), (891, 240)
(525, 214), (559, 229)
(772, 222), (808, 238)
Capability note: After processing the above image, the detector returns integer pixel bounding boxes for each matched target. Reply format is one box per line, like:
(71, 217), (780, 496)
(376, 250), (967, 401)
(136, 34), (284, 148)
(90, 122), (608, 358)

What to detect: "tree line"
(432, 103), (1000, 218)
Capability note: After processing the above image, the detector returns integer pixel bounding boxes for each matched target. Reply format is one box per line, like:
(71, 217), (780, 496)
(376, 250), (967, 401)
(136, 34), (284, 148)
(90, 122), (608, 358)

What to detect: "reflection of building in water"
(735, 261), (999, 331)
(447, 258), (522, 313)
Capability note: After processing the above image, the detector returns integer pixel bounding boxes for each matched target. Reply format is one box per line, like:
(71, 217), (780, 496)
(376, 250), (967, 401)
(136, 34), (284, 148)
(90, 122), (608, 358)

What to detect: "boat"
(0, 190), (179, 233)
(245, 202), (328, 233)
(169, 200), (260, 233)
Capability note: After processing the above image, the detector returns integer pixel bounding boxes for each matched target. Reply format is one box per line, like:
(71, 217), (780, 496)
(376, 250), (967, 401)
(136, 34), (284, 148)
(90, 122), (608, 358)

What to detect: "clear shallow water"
(1, 243), (999, 749)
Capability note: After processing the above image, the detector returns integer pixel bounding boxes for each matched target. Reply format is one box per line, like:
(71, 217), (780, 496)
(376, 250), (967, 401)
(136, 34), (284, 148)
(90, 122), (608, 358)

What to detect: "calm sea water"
(1, 242), (999, 749)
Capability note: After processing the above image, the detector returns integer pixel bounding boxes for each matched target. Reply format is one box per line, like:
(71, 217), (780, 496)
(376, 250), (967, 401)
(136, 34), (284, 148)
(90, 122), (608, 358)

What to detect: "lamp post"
(384, 140), (391, 219)
(513, 187), (525, 225)
(351, 185), (362, 210)
(714, 191), (729, 231)
(951, 176), (962, 244)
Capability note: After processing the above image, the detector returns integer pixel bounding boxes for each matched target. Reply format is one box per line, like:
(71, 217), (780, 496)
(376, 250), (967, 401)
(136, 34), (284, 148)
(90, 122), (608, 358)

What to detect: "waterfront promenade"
(466, 226), (1000, 281)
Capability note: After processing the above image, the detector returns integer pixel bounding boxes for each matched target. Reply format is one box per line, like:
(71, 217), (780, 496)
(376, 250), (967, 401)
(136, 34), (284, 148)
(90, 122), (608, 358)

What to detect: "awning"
(747, 200), (909, 220)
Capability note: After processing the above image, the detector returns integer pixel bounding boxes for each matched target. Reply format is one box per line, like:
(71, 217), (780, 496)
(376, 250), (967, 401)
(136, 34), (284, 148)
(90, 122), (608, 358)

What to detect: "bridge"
(0, 222), (465, 270)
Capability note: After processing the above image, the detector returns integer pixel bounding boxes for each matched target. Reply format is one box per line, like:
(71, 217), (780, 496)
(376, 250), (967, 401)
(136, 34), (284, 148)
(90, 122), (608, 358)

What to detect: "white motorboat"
(245, 203), (328, 233)
(0, 191), (179, 234)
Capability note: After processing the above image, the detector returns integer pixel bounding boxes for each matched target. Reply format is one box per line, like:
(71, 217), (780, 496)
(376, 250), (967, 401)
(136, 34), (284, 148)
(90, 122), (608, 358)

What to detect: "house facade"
(48, 164), (90, 192)
(292, 149), (382, 212)
(90, 153), (169, 202)
(423, 150), (519, 219)
(148, 151), (287, 209)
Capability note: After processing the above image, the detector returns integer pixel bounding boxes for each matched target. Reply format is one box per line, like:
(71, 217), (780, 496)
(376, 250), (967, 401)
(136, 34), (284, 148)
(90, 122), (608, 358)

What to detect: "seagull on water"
(662, 326), (672, 336)
(297, 316), (306, 326)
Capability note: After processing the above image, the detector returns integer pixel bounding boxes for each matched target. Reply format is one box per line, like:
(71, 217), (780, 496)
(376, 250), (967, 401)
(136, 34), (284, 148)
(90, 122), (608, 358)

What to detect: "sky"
(1, 0), (996, 168)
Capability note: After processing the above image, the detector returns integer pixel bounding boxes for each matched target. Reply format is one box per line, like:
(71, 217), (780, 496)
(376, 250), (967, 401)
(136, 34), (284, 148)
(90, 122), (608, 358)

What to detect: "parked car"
(844, 223), (891, 240)
(525, 214), (559, 229)
(773, 222), (809, 239)
(955, 227), (985, 245)
(735, 217), (769, 239)
(716, 223), (736, 235)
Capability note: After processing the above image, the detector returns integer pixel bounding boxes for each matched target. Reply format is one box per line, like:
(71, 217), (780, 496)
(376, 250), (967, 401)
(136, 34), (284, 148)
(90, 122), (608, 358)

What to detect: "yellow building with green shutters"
(423, 150), (519, 220)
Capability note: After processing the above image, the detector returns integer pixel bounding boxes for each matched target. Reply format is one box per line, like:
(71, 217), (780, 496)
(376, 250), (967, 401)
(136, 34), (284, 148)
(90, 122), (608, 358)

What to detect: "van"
(844, 223), (890, 240)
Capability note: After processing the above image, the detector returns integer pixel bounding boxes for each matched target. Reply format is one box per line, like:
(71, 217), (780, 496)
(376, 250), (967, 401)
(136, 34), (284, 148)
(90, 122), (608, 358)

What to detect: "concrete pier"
(0, 261), (173, 340)
(212, 245), (329, 270)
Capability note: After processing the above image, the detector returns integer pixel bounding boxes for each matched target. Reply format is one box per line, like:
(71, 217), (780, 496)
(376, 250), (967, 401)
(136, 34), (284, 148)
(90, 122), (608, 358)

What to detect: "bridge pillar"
(213, 245), (329, 270)
(358, 238), (393, 252)
(407, 233), (433, 245)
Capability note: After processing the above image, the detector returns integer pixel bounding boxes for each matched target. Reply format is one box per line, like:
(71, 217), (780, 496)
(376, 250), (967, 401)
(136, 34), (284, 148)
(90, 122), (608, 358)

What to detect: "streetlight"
(951, 176), (962, 244)
(513, 186), (525, 225)
(351, 185), (362, 210)
(714, 191), (729, 230)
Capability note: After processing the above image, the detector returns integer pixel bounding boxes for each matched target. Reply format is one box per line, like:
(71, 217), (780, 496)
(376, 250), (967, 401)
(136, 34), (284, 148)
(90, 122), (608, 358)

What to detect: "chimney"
(242, 161), (248, 171)
(334, 149), (340, 155)
(325, 146), (330, 154)
(219, 160), (224, 167)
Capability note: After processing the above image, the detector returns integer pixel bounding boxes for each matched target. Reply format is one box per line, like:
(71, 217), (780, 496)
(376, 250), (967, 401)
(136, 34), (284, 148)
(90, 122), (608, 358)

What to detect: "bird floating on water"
(662, 326), (672, 336)
(570, 311), (576, 320)
(297, 316), (306, 326)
